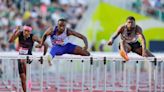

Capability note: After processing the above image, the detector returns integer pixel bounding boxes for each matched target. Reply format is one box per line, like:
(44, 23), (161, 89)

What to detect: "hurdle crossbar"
(0, 54), (163, 61)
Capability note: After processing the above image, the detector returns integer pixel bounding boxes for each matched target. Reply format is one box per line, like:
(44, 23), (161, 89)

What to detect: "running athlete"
(9, 25), (48, 92)
(108, 16), (154, 61)
(39, 19), (90, 64)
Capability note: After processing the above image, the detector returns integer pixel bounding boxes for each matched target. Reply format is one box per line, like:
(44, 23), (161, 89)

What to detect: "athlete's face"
(126, 19), (135, 30)
(58, 21), (66, 33)
(23, 30), (30, 37)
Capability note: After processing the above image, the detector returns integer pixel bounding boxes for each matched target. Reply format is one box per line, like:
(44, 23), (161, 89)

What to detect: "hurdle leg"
(136, 61), (140, 92)
(112, 61), (116, 92)
(103, 58), (107, 92)
(26, 60), (31, 92)
(119, 60), (123, 87)
(26, 56), (33, 92)
(123, 61), (127, 92)
(16, 60), (20, 92)
(96, 61), (100, 89)
(160, 61), (163, 92)
(82, 60), (85, 92)
(127, 61), (131, 91)
(154, 61), (158, 92)
(56, 60), (60, 92)
(39, 57), (43, 92)
(90, 57), (93, 92)
(26, 62), (28, 92)
(45, 67), (50, 90)
(70, 60), (73, 92)
(9, 61), (13, 91)
(148, 61), (152, 92)
(66, 61), (70, 92)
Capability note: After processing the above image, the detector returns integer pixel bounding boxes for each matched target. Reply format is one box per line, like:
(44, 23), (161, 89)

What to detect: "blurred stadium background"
(0, 0), (164, 53)
(0, 0), (164, 91)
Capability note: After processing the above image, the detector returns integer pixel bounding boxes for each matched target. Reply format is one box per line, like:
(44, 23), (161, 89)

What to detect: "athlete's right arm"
(9, 26), (21, 43)
(108, 25), (123, 45)
(41, 26), (53, 46)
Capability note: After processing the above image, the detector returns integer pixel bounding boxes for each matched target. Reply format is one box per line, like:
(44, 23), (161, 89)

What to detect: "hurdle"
(0, 53), (164, 92)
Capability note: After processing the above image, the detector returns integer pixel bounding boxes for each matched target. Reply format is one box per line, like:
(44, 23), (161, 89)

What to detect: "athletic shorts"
(119, 41), (142, 53)
(50, 43), (77, 58)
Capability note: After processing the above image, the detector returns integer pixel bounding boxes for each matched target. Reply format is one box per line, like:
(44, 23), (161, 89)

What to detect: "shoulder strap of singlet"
(50, 26), (58, 37)
(54, 26), (58, 35)
(134, 25), (138, 34)
(64, 27), (68, 36)
(19, 31), (23, 38)
(30, 34), (33, 40)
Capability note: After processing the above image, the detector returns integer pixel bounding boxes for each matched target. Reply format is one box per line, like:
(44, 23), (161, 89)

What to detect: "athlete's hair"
(126, 16), (135, 21)
(23, 23), (31, 27)
(58, 18), (67, 22)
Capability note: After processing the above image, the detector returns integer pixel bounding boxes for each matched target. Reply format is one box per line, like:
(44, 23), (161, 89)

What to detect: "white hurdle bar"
(0, 54), (164, 92)
(1, 54), (164, 61)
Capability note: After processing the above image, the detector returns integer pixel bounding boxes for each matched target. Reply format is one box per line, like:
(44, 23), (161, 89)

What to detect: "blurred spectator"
(154, 0), (162, 9)
(99, 39), (106, 52)
(91, 42), (96, 51)
(132, 0), (164, 19)
(132, 0), (142, 13)
(0, 0), (88, 51)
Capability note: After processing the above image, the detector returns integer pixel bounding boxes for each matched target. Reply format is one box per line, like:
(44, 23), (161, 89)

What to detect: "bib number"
(19, 48), (28, 55)
(54, 40), (64, 45)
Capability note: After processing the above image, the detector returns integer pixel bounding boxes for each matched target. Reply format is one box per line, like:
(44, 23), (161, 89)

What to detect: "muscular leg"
(19, 60), (26, 92)
(20, 73), (26, 92)
(120, 41), (132, 53)
(133, 47), (154, 57)
(73, 46), (90, 56)
(145, 49), (154, 57)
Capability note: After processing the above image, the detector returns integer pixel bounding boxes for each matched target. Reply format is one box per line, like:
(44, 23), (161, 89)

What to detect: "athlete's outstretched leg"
(133, 47), (154, 57)
(47, 45), (65, 66)
(20, 73), (26, 92)
(73, 46), (90, 56)
(18, 60), (26, 92)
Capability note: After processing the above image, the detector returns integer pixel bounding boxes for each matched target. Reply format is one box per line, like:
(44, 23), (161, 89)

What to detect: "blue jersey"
(50, 26), (69, 46)
(49, 26), (77, 58)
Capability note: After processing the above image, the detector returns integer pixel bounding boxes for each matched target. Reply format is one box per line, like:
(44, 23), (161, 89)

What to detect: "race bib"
(19, 48), (28, 55)
(54, 40), (64, 45)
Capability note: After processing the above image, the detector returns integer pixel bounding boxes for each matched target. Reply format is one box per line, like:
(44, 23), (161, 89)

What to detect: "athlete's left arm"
(67, 29), (88, 50)
(32, 35), (48, 55)
(137, 26), (147, 56)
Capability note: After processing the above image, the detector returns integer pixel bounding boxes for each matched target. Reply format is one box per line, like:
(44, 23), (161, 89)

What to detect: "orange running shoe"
(119, 50), (129, 61)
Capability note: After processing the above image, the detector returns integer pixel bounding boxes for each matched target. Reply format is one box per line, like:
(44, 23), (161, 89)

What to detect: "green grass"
(87, 2), (149, 51)
(144, 28), (164, 49)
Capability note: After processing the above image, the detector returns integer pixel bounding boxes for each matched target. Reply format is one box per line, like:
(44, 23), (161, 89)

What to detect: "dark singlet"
(18, 31), (34, 55)
(120, 25), (139, 43)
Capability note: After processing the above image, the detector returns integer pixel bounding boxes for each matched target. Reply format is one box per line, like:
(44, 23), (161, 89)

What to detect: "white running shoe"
(47, 54), (53, 66)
